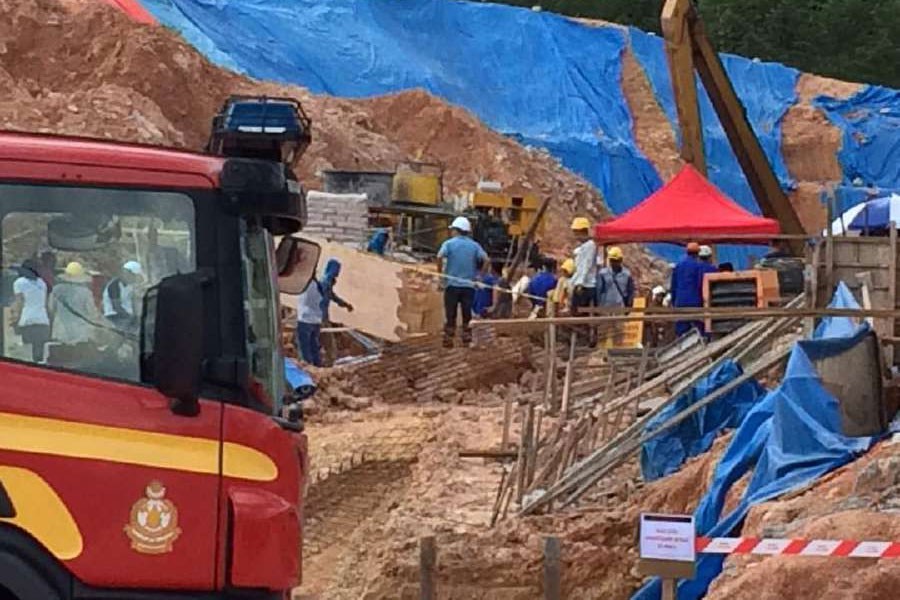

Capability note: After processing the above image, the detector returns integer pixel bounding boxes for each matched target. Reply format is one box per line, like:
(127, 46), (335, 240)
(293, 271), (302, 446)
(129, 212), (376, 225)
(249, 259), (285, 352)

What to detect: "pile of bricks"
(304, 191), (369, 244)
(348, 329), (536, 403)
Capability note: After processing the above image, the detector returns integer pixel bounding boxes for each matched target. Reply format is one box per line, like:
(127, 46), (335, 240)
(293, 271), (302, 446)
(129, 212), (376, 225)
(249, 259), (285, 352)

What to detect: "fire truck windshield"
(239, 219), (286, 412)
(0, 183), (195, 381)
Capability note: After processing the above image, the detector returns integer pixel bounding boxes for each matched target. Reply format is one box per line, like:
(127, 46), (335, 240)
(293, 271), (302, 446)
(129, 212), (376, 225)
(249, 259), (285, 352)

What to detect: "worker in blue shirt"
(367, 227), (390, 256)
(437, 216), (488, 347)
(671, 242), (716, 337)
(473, 266), (499, 318)
(526, 258), (558, 317)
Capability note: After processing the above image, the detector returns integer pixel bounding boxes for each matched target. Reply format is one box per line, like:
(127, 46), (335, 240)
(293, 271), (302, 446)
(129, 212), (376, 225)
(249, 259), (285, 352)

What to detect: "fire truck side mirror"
(276, 236), (320, 295)
(141, 272), (206, 416)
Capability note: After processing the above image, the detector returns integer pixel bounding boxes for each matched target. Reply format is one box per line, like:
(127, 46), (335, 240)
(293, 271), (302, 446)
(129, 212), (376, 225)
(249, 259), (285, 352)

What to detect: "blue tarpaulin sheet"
(633, 283), (878, 600)
(640, 360), (766, 482)
(141, 0), (663, 213)
(139, 0), (899, 267)
(815, 86), (900, 191)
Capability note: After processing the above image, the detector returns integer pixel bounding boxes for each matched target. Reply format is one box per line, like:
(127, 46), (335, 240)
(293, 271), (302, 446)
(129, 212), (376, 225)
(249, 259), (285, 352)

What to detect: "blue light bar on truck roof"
(207, 96), (312, 167)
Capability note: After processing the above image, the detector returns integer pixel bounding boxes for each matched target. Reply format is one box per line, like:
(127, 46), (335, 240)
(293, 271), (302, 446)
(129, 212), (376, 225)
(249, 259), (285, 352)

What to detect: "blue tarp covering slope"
(141, 0), (662, 213)
(640, 360), (766, 482)
(815, 86), (900, 191)
(634, 283), (878, 600)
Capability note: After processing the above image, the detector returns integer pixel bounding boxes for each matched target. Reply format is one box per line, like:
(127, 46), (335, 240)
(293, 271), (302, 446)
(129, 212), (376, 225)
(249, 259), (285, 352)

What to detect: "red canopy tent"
(103, 0), (157, 24)
(593, 165), (780, 243)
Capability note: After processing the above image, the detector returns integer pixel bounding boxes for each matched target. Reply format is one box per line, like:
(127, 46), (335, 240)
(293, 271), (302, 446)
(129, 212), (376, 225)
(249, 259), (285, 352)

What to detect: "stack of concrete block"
(304, 191), (369, 244)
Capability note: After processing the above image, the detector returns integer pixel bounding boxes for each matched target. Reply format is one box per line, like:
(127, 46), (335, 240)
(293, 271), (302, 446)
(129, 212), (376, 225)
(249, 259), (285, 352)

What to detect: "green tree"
(484, 0), (900, 87)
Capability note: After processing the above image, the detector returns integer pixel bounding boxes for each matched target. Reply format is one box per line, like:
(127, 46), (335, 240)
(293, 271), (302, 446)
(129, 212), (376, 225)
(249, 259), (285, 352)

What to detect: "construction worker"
(473, 264), (499, 318)
(550, 258), (575, 311)
(437, 216), (488, 347)
(50, 261), (101, 346)
(645, 285), (673, 348)
(526, 258), (558, 318)
(11, 259), (50, 363)
(102, 260), (142, 332)
(569, 216), (598, 346)
(487, 265), (513, 319)
(319, 258), (354, 322)
(366, 226), (391, 256)
(319, 258), (353, 364)
(670, 242), (706, 337)
(596, 246), (634, 308)
(295, 276), (325, 367)
(698, 245), (717, 271)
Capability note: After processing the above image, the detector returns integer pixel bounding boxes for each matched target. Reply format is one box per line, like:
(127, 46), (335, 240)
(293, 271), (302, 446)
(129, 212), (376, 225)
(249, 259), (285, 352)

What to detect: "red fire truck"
(0, 98), (318, 599)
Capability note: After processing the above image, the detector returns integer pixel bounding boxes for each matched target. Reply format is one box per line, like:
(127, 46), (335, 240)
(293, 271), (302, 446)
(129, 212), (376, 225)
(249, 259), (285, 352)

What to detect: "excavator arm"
(661, 0), (805, 254)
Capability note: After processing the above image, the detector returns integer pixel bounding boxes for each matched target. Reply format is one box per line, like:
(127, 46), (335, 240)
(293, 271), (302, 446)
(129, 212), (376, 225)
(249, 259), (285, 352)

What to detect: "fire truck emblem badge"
(124, 481), (182, 554)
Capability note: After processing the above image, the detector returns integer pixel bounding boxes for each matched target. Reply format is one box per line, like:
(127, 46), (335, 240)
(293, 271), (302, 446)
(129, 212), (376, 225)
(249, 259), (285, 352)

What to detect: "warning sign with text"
(639, 513), (696, 563)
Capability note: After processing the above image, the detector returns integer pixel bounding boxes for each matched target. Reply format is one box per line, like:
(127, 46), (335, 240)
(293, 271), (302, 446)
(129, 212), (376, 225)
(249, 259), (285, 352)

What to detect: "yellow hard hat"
(64, 261), (85, 278)
(607, 246), (624, 261)
(561, 258), (575, 274)
(570, 216), (591, 231)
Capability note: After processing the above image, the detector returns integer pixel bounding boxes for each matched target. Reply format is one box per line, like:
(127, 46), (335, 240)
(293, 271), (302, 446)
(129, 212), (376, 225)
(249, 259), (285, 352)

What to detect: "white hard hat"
(450, 216), (472, 233)
(698, 245), (713, 258)
(652, 285), (666, 296)
(123, 260), (143, 275)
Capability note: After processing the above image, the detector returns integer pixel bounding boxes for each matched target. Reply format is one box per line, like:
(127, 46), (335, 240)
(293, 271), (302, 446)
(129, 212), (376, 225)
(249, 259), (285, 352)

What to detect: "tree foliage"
(490, 0), (900, 88)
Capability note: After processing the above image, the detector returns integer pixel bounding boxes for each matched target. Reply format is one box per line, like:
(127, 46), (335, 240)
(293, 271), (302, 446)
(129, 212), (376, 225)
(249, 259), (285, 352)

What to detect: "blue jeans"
(296, 322), (322, 367)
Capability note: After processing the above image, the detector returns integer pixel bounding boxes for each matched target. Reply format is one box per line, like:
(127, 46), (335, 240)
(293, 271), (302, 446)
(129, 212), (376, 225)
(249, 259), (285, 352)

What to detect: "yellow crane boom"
(661, 0), (805, 254)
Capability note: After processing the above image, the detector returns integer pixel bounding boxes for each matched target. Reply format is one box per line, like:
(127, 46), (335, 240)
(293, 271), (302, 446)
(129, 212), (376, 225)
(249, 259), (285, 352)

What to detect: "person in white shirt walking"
(569, 216), (599, 347)
(12, 259), (50, 363)
(295, 277), (325, 366)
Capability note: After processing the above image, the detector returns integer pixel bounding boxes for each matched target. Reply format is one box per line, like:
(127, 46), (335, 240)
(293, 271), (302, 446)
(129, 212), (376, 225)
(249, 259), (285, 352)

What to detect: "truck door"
(0, 184), (222, 591)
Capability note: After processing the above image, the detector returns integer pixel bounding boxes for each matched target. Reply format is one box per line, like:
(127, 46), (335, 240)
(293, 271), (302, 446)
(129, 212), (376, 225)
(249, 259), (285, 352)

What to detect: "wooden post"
(420, 536), (436, 600)
(826, 195), (835, 297)
(543, 536), (562, 600)
(515, 403), (529, 504)
(889, 222), (897, 366)
(661, 578), (676, 600)
(561, 333), (576, 418)
(501, 396), (513, 452)
(545, 303), (559, 410)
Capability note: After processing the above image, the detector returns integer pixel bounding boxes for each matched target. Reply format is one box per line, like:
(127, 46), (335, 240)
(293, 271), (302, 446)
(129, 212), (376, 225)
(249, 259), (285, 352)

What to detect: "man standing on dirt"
(569, 216), (598, 346)
(671, 242), (706, 337)
(437, 216), (488, 348)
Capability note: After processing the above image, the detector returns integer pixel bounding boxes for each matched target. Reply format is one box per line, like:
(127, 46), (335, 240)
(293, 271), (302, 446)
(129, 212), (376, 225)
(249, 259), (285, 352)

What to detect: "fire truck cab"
(0, 98), (316, 599)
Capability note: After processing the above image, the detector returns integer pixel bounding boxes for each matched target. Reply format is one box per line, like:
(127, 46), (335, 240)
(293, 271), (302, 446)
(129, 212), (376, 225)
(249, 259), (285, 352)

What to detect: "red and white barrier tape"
(696, 537), (900, 558)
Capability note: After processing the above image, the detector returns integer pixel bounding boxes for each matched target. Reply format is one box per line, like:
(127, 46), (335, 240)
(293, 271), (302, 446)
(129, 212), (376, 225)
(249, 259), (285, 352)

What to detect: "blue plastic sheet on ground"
(815, 86), (900, 190)
(140, 0), (662, 213)
(629, 28), (798, 266)
(641, 360), (766, 481)
(633, 283), (878, 600)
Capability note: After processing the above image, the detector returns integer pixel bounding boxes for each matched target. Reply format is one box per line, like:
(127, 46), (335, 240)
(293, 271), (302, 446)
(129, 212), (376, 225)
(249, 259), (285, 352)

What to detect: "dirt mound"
(0, 0), (671, 281)
(707, 439), (900, 600)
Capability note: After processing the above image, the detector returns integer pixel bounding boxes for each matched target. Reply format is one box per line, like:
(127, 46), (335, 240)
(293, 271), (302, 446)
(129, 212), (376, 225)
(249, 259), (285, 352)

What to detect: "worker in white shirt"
(569, 217), (598, 347)
(295, 277), (325, 367)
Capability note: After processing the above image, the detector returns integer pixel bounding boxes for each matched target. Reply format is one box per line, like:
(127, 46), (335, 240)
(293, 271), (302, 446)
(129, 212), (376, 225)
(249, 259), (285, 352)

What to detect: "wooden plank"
(524, 329), (796, 515)
(459, 449), (518, 459)
(501, 396), (513, 452)
(420, 536), (436, 600)
(560, 334), (577, 418)
(543, 536), (562, 600)
(477, 306), (900, 329)
(556, 344), (792, 511)
(890, 223), (898, 365)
